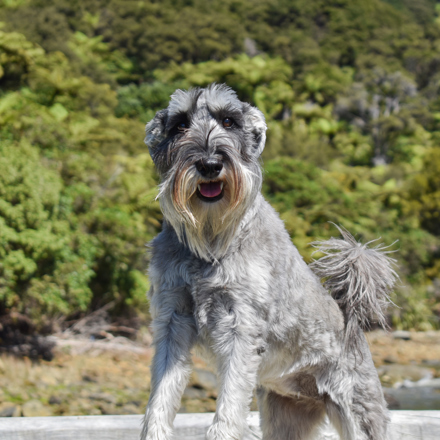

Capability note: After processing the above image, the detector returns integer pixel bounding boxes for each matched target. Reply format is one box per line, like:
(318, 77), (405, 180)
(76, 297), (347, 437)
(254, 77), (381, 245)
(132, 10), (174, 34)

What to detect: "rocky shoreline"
(0, 329), (439, 417)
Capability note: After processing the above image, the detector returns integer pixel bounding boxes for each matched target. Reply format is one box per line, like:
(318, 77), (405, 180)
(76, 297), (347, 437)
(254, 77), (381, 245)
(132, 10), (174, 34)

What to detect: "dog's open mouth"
(197, 181), (224, 202)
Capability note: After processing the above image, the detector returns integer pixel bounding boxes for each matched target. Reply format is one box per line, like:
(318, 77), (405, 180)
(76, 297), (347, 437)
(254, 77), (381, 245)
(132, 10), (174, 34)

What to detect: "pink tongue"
(199, 182), (222, 198)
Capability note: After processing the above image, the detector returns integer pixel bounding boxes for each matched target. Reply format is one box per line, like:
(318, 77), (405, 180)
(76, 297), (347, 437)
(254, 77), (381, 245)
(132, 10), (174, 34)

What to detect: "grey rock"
(392, 330), (411, 340)
(48, 395), (62, 405)
(383, 391), (400, 410)
(422, 359), (440, 368)
(191, 368), (217, 396)
(88, 392), (117, 404)
(119, 404), (141, 415)
(400, 377), (440, 389)
(0, 403), (21, 417)
(383, 355), (399, 364)
(377, 364), (432, 384)
(22, 400), (52, 417)
(183, 386), (209, 400)
(67, 398), (96, 415)
(82, 374), (97, 383)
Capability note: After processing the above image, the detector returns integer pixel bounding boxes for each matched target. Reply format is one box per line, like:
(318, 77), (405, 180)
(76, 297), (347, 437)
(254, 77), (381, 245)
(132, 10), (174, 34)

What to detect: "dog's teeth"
(198, 184), (201, 191)
(220, 182), (224, 190)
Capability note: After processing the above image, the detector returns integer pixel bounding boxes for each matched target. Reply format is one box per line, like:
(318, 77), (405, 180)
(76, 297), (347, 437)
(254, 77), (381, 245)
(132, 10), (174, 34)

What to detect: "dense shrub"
(0, 0), (440, 330)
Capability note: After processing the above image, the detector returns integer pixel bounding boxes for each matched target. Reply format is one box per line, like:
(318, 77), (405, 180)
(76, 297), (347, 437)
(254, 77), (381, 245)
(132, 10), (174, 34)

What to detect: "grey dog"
(141, 84), (397, 440)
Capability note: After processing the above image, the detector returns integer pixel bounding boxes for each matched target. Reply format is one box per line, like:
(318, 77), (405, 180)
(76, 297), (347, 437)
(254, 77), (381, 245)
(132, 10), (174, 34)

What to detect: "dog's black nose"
(196, 159), (223, 178)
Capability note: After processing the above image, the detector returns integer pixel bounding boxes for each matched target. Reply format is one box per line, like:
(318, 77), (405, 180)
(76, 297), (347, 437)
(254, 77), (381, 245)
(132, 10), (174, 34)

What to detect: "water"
(384, 386), (440, 410)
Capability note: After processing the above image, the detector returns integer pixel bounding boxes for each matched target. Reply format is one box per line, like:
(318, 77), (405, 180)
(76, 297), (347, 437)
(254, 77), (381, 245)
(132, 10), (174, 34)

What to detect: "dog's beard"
(158, 156), (261, 261)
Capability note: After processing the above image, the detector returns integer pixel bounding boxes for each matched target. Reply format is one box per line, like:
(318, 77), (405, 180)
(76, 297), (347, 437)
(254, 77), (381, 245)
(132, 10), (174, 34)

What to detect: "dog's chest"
(190, 265), (237, 332)
(189, 260), (268, 344)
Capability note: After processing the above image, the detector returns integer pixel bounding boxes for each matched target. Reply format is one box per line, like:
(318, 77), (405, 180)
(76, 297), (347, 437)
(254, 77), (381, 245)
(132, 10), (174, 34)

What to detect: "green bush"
(0, 27), (160, 325)
(1, 1), (440, 331)
(0, 140), (95, 319)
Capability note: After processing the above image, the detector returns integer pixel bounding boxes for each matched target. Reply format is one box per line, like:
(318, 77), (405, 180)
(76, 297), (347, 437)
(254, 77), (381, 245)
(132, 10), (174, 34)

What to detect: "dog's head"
(145, 84), (267, 261)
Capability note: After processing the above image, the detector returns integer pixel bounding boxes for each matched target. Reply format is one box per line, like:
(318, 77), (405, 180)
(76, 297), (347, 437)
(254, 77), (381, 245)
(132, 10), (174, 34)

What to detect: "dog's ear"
(145, 109), (168, 153)
(243, 104), (267, 157)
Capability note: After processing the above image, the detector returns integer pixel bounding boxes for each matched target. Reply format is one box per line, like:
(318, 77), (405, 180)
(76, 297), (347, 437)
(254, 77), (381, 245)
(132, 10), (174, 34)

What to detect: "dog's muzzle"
(195, 158), (225, 203)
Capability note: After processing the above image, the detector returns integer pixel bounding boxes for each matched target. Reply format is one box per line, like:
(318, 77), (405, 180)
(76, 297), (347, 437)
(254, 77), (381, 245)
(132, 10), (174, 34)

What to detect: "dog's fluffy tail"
(310, 225), (398, 349)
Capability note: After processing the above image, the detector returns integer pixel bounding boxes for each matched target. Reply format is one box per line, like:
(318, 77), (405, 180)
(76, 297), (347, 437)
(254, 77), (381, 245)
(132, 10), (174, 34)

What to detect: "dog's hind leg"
(323, 364), (389, 440)
(257, 387), (326, 440)
(325, 385), (389, 440)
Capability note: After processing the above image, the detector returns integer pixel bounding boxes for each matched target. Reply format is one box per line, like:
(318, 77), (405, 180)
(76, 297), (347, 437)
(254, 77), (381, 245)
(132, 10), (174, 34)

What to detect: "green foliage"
(1, 0), (440, 330)
(391, 286), (438, 331)
(262, 158), (422, 261)
(0, 140), (95, 318)
(0, 26), (160, 324)
(115, 81), (179, 122)
(408, 148), (440, 235)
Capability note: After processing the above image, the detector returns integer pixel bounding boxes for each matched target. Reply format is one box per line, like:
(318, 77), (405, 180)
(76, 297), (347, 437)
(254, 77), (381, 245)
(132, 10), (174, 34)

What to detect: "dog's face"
(145, 84), (267, 260)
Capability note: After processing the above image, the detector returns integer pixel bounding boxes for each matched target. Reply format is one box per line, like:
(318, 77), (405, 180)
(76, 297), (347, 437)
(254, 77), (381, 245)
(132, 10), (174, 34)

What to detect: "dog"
(141, 84), (397, 440)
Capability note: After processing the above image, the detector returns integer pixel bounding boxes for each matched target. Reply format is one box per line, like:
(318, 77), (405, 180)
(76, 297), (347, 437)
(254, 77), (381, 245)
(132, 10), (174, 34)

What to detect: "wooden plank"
(389, 411), (440, 440)
(0, 411), (439, 439)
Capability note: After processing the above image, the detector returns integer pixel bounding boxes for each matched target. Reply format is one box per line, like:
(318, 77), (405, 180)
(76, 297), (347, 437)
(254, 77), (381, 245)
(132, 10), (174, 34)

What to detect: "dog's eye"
(169, 120), (189, 136)
(222, 118), (234, 128)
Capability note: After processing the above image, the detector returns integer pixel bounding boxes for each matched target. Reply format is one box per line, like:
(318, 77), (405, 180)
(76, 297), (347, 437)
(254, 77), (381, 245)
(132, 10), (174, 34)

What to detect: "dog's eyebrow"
(207, 103), (244, 125)
(168, 88), (202, 116)
(191, 89), (203, 113)
(181, 89), (204, 122)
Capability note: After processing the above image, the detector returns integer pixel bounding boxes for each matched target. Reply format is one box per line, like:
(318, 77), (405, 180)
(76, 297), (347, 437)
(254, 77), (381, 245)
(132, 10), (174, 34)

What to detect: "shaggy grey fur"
(141, 84), (396, 440)
(310, 225), (398, 353)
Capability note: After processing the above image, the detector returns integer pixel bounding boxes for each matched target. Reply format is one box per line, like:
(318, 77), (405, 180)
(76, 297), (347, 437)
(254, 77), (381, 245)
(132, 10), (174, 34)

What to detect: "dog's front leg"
(206, 310), (263, 440)
(141, 307), (197, 440)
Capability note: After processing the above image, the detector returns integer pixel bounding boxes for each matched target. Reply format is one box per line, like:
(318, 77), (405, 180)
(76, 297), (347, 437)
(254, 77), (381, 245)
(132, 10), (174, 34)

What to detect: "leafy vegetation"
(0, 0), (440, 330)
(0, 25), (160, 324)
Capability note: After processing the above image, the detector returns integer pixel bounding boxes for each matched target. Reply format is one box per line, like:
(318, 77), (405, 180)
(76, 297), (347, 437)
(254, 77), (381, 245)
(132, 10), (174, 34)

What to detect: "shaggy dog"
(141, 84), (397, 440)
